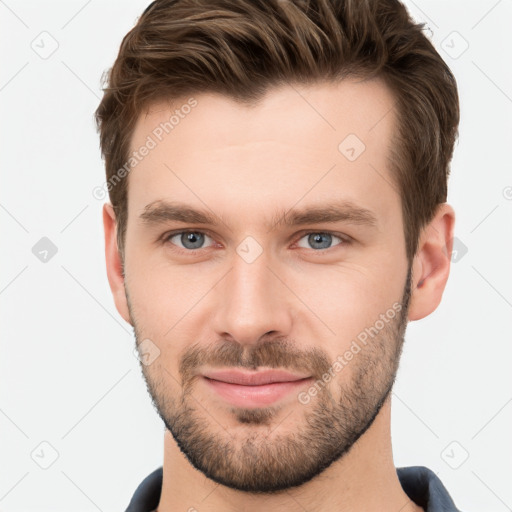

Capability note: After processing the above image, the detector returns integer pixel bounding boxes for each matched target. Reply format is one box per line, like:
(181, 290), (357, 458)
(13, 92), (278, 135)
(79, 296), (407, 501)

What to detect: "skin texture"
(103, 78), (455, 512)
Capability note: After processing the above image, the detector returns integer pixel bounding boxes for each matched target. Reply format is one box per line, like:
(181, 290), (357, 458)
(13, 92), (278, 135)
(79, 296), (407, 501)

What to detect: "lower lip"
(202, 376), (312, 408)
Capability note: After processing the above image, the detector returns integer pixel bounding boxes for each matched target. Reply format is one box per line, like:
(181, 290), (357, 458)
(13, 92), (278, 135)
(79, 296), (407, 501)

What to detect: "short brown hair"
(95, 0), (459, 266)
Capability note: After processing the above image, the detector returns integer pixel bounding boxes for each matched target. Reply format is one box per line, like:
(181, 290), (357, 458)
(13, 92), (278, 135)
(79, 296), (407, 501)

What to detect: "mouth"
(201, 369), (313, 408)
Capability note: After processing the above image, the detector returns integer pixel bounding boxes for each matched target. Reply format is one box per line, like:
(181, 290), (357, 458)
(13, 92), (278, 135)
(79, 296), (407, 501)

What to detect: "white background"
(1, 0), (511, 510)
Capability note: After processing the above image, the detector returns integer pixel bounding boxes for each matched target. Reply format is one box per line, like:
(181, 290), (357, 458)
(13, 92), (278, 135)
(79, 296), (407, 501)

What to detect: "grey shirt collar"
(125, 465), (463, 511)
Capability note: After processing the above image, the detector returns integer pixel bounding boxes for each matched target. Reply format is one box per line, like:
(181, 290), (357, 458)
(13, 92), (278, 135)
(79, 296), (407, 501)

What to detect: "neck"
(156, 396), (423, 512)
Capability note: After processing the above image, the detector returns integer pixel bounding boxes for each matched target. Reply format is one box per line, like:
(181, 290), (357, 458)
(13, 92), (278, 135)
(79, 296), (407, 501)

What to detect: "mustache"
(178, 337), (333, 387)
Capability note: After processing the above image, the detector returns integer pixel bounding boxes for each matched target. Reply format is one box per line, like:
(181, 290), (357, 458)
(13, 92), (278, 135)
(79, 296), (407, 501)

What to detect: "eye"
(161, 229), (350, 254)
(295, 232), (348, 251)
(164, 230), (215, 251)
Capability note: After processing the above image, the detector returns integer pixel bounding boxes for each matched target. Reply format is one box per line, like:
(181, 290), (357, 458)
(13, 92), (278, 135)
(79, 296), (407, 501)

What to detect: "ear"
(103, 203), (132, 325)
(408, 203), (456, 321)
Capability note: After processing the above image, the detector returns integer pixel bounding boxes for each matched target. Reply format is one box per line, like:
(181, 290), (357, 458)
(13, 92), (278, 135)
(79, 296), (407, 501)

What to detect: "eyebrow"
(139, 199), (379, 231)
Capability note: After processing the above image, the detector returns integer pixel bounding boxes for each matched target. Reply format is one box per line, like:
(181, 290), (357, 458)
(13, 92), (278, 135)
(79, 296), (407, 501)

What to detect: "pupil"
(183, 232), (203, 249)
(309, 233), (331, 249)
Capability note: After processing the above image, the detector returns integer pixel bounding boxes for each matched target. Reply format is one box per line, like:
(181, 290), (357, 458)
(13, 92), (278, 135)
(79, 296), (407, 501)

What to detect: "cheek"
(125, 253), (220, 346)
(290, 262), (405, 343)
(125, 264), (178, 337)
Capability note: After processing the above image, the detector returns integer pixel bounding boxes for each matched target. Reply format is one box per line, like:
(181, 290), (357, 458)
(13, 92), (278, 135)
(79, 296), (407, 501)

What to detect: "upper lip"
(202, 369), (311, 386)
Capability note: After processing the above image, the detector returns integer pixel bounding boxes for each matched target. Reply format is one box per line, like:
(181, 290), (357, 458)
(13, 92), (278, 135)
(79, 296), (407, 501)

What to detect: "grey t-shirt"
(125, 465), (463, 511)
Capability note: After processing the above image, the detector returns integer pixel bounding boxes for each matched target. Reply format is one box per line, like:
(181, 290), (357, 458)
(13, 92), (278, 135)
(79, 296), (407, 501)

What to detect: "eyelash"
(160, 229), (352, 255)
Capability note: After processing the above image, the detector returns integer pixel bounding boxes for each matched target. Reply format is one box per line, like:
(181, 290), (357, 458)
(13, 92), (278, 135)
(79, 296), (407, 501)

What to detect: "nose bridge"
(231, 252), (273, 309)
(213, 245), (292, 344)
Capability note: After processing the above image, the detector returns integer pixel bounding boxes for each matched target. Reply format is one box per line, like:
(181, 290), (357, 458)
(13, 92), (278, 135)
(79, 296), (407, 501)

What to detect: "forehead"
(132, 77), (395, 150)
(126, 78), (398, 227)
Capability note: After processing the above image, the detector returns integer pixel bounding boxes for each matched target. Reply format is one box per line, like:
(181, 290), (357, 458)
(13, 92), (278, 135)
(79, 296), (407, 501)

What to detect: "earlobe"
(407, 203), (456, 321)
(103, 203), (132, 325)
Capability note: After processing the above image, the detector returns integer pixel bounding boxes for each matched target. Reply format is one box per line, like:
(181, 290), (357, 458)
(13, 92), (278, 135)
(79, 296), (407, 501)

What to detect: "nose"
(212, 249), (294, 347)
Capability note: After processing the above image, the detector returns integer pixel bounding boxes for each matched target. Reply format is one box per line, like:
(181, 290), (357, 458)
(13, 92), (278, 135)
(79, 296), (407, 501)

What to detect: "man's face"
(122, 78), (412, 492)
